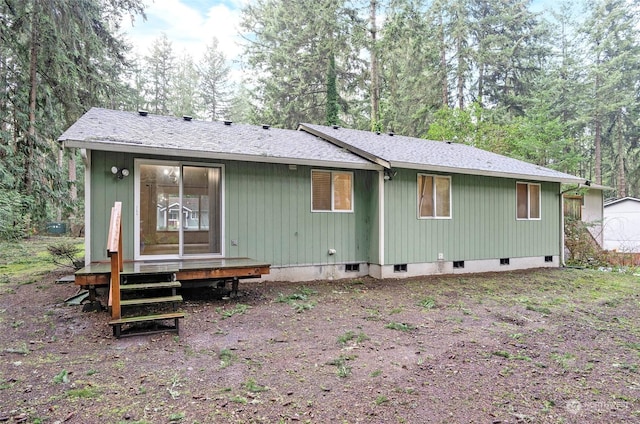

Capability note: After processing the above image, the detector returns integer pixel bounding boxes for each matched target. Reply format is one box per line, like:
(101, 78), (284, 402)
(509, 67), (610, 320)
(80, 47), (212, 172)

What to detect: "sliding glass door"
(136, 161), (222, 258)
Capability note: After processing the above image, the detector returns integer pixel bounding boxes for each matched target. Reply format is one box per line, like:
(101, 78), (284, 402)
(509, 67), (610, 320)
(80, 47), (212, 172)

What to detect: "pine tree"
(198, 37), (231, 121)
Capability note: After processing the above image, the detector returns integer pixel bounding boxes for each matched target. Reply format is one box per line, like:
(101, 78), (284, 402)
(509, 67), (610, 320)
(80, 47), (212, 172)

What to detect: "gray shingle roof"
(58, 108), (378, 169)
(300, 123), (585, 184)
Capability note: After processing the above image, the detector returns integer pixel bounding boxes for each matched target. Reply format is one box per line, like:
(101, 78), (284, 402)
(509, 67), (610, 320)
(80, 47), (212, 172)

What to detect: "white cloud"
(124, 0), (245, 63)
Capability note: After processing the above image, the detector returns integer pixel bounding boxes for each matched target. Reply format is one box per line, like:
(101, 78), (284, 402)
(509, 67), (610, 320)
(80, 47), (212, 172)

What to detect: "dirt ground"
(1, 268), (639, 423)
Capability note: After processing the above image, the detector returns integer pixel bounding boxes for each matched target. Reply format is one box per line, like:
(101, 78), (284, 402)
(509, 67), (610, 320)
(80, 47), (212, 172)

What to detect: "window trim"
(311, 169), (354, 213)
(417, 173), (452, 219)
(516, 182), (541, 221)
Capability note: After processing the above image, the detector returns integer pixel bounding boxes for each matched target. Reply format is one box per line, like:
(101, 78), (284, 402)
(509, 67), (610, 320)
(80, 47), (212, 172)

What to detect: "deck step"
(120, 295), (183, 307)
(120, 281), (181, 291)
(109, 312), (184, 338)
(109, 312), (185, 326)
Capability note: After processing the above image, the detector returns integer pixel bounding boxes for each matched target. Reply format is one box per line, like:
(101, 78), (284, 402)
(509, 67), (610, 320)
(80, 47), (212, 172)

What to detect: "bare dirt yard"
(1, 267), (640, 423)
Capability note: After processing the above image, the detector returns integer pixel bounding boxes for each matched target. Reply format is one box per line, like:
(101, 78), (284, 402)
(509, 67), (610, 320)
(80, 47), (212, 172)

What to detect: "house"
(603, 197), (640, 253)
(58, 107), (588, 281)
(563, 185), (608, 248)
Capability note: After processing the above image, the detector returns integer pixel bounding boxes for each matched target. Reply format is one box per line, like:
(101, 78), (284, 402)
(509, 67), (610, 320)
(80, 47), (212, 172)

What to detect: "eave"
(60, 139), (382, 171)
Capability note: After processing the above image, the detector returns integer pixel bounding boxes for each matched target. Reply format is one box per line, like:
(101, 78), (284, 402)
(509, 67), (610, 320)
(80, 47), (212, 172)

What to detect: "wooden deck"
(74, 258), (270, 287)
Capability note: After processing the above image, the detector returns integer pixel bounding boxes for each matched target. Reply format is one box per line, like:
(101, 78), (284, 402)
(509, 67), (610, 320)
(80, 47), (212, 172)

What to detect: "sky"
(123, 0), (248, 64)
(122, 0), (563, 75)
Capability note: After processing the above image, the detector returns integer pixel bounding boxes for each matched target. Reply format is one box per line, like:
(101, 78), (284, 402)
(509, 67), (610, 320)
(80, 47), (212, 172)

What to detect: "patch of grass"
(492, 350), (531, 361)
(168, 412), (185, 422)
(385, 322), (415, 332)
(613, 363), (638, 373)
(230, 395), (248, 404)
(67, 387), (100, 398)
(243, 378), (267, 392)
(219, 349), (237, 369)
(337, 330), (369, 346)
(526, 304), (552, 315)
(551, 352), (576, 369)
(374, 395), (389, 405)
(327, 354), (356, 378)
(167, 374), (183, 399)
(11, 320), (24, 328)
(370, 369), (382, 377)
(4, 343), (30, 355)
(364, 308), (381, 321)
(53, 369), (69, 384)
(625, 342), (640, 352)
(0, 237), (84, 286)
(216, 303), (250, 319)
(417, 296), (436, 310)
(276, 287), (318, 313)
(86, 369), (98, 376)
(276, 286), (317, 303)
(389, 307), (404, 314)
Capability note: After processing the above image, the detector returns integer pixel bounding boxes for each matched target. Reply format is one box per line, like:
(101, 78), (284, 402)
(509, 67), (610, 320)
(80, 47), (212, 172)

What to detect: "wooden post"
(107, 202), (123, 320)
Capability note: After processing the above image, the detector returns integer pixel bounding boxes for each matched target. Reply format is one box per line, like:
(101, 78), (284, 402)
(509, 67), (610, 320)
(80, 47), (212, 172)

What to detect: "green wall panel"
(224, 162), (374, 266)
(383, 169), (561, 265)
(89, 151), (375, 266)
(90, 151), (135, 261)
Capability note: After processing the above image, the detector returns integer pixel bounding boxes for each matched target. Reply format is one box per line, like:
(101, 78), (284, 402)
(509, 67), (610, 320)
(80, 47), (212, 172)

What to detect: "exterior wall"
(88, 151), (375, 267)
(603, 200), (640, 252)
(383, 169), (561, 265)
(583, 189), (604, 247)
(224, 161), (374, 266)
(89, 150), (136, 262)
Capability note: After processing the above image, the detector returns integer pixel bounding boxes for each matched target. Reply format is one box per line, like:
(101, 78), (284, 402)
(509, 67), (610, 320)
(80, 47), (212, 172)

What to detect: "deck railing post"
(107, 202), (123, 320)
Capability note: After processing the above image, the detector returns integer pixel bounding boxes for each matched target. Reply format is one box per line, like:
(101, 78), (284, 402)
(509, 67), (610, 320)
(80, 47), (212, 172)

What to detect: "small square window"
(418, 174), (451, 218)
(393, 264), (407, 273)
(453, 260), (465, 269)
(345, 263), (360, 272)
(516, 182), (541, 220)
(312, 170), (353, 212)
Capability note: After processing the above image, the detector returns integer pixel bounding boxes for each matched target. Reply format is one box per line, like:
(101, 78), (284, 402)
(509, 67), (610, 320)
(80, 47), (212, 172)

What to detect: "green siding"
(383, 169), (561, 265)
(89, 151), (374, 266)
(90, 151), (135, 261)
(225, 162), (373, 266)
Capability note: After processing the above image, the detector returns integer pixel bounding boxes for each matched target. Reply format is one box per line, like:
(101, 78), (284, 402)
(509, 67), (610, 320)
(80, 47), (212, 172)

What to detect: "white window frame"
(311, 169), (354, 213)
(417, 173), (452, 219)
(134, 158), (225, 260)
(516, 182), (541, 221)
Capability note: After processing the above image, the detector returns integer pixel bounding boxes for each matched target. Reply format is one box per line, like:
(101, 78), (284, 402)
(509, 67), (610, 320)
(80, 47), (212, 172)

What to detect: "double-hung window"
(418, 174), (451, 218)
(312, 170), (353, 212)
(516, 182), (541, 220)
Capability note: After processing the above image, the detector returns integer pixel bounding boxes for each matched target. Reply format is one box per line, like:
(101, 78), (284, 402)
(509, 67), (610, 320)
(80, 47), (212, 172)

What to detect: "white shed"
(603, 197), (640, 252)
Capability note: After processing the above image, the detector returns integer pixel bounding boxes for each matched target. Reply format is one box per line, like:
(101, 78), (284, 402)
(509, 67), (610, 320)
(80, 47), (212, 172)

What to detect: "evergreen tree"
(144, 33), (175, 115)
(198, 37), (231, 121)
(240, 0), (367, 129)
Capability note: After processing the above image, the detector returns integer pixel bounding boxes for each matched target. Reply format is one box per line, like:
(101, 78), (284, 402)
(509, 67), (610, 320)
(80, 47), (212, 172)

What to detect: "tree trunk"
(593, 57), (602, 185)
(439, 12), (447, 107)
(616, 113), (626, 197)
(456, 34), (464, 109)
(369, 0), (380, 130)
(25, 0), (39, 196)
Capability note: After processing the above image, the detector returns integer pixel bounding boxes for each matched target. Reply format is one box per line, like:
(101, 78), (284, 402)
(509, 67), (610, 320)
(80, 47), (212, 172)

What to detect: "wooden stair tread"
(109, 312), (185, 326)
(120, 295), (183, 306)
(120, 281), (181, 291)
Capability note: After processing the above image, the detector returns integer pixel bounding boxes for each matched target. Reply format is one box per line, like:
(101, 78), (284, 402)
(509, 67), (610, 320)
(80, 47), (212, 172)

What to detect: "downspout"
(83, 149), (91, 265)
(378, 169), (385, 272)
(559, 184), (565, 267)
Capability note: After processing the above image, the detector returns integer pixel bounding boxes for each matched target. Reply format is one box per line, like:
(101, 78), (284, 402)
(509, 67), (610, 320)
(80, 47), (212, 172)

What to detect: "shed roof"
(604, 197), (640, 207)
(299, 123), (585, 184)
(58, 108), (379, 170)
